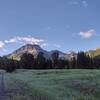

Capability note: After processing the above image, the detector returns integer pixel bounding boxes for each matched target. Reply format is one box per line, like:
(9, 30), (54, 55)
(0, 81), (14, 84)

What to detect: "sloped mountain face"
(86, 48), (100, 59)
(49, 50), (67, 59)
(7, 44), (49, 60)
(66, 51), (77, 60)
(49, 50), (77, 60)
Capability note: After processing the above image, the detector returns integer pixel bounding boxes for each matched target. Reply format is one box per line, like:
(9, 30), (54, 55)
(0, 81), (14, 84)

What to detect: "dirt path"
(0, 71), (34, 100)
(0, 72), (7, 100)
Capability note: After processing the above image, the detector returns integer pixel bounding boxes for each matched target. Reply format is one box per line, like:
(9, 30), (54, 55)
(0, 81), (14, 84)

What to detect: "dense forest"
(0, 51), (100, 73)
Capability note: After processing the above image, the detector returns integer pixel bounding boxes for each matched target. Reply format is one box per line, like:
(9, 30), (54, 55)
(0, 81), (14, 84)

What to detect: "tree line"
(0, 51), (100, 72)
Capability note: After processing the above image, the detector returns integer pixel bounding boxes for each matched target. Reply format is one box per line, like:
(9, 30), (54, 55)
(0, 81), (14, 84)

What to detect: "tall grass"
(3, 69), (100, 100)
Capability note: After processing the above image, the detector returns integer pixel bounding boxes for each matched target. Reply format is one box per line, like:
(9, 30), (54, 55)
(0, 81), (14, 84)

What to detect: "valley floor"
(1, 69), (100, 100)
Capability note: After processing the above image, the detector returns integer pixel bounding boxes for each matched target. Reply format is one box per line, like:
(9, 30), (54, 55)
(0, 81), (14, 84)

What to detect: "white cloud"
(69, 1), (79, 5)
(69, 0), (88, 7)
(40, 43), (61, 49)
(41, 43), (49, 48)
(4, 36), (44, 45)
(53, 44), (61, 48)
(82, 0), (88, 7)
(5, 38), (17, 43)
(0, 35), (62, 51)
(0, 41), (5, 48)
(79, 29), (95, 38)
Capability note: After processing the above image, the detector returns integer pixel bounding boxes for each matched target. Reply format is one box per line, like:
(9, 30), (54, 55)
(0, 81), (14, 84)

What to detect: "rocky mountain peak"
(13, 44), (43, 54)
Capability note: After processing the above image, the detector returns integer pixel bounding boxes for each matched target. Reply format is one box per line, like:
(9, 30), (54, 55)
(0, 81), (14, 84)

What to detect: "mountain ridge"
(7, 44), (77, 60)
(6, 44), (100, 61)
(6, 44), (100, 60)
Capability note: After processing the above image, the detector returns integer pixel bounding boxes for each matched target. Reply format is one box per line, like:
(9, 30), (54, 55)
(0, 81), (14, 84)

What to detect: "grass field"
(4, 69), (100, 100)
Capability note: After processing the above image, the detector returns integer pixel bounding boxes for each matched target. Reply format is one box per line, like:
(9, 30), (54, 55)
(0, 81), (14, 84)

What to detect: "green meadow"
(4, 69), (100, 100)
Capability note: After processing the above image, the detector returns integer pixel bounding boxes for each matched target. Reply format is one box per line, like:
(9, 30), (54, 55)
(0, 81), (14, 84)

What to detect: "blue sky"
(0, 0), (100, 55)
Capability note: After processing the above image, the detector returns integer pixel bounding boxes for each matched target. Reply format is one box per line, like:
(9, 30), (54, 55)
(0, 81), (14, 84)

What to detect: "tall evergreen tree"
(77, 52), (93, 69)
(20, 53), (34, 69)
(51, 51), (59, 68)
(36, 52), (46, 69)
(70, 57), (77, 69)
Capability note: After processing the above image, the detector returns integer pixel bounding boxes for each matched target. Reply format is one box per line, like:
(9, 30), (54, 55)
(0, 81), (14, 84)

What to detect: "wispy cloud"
(82, 0), (88, 7)
(0, 35), (62, 51)
(69, 1), (79, 5)
(69, 0), (88, 8)
(0, 41), (5, 48)
(41, 43), (49, 48)
(53, 44), (61, 48)
(79, 29), (95, 38)
(3, 35), (49, 49)
(4, 36), (44, 45)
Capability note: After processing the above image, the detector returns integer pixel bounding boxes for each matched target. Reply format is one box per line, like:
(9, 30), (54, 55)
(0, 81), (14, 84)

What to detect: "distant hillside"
(86, 48), (100, 59)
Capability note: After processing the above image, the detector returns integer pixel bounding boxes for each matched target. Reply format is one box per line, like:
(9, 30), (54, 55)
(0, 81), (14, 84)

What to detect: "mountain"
(50, 50), (67, 59)
(66, 51), (77, 60)
(7, 44), (77, 60)
(7, 44), (100, 61)
(7, 44), (49, 60)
